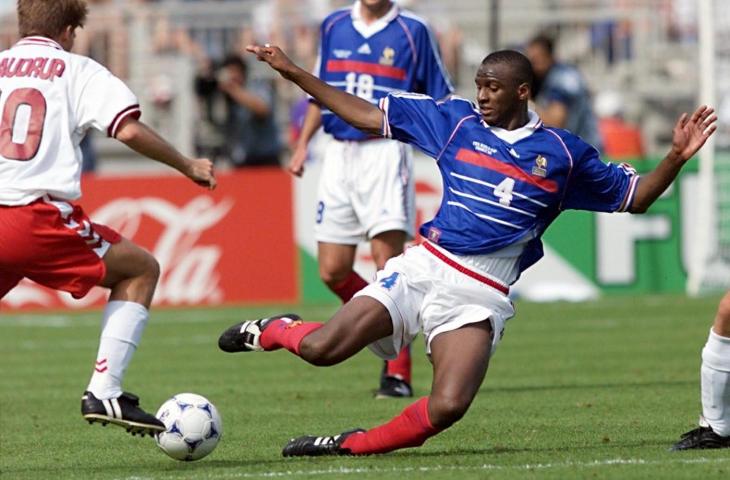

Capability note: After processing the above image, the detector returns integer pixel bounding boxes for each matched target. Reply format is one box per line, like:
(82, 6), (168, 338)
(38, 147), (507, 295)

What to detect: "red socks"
(385, 346), (412, 383)
(259, 319), (323, 355)
(330, 271), (369, 303)
(340, 397), (441, 454)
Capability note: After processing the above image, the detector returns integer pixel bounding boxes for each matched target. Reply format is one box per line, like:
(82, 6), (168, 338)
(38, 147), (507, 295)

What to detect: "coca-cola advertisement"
(1, 169), (298, 311)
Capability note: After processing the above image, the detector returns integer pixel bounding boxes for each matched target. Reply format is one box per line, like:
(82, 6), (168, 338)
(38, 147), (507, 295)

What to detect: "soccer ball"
(154, 393), (223, 461)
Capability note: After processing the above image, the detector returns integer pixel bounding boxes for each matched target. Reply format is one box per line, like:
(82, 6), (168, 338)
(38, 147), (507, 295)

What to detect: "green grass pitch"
(2, 295), (730, 479)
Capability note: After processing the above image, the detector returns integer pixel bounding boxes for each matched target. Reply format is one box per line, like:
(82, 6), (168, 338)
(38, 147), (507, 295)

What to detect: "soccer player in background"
(288, 0), (453, 398)
(0, 0), (216, 436)
(219, 44), (715, 456)
(525, 34), (603, 152)
(672, 301), (730, 449)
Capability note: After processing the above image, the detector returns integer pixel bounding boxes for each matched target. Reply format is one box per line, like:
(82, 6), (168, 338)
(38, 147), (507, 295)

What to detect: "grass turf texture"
(2, 295), (730, 480)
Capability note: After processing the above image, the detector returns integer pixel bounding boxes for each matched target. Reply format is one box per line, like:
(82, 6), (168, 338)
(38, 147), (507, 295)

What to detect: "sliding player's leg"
(218, 295), (393, 366)
(82, 235), (164, 436)
(280, 320), (493, 456)
(673, 292), (730, 450)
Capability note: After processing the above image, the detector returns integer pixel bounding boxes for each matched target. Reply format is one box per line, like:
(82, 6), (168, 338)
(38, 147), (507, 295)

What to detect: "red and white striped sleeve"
(74, 58), (141, 137)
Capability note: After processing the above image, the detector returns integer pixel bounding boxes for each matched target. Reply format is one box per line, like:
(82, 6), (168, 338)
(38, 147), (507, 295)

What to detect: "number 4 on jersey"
(493, 178), (515, 206)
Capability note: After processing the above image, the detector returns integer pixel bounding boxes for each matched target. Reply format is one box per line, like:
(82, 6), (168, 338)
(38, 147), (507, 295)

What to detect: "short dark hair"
(481, 50), (534, 89)
(527, 34), (555, 57)
(18, 0), (88, 38)
(221, 55), (248, 76)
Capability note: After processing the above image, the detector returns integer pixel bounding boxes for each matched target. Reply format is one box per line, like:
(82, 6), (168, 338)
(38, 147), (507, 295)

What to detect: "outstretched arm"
(246, 44), (383, 136)
(630, 105), (716, 213)
(116, 117), (216, 190)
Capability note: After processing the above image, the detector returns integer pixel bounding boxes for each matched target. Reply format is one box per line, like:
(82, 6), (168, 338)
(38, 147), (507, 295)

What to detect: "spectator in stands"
(217, 55), (281, 167)
(193, 57), (226, 162)
(595, 90), (645, 160)
(526, 34), (603, 152)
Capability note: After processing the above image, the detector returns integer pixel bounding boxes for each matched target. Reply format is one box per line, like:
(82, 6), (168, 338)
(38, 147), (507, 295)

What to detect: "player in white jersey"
(289, 0), (453, 399)
(672, 300), (730, 449)
(0, 0), (216, 436)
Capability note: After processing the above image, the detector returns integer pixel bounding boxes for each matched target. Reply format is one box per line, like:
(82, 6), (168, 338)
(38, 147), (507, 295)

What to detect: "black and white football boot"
(375, 363), (413, 399)
(81, 391), (164, 437)
(671, 417), (730, 451)
(282, 429), (366, 457)
(218, 313), (301, 353)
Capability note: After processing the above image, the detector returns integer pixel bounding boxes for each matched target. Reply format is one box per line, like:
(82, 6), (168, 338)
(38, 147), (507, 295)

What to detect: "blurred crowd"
(141, 1), (465, 169)
(0, 0), (702, 170)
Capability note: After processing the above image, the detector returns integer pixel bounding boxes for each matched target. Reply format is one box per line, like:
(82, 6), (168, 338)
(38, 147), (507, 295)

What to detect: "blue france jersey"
(315, 4), (453, 141)
(379, 93), (640, 275)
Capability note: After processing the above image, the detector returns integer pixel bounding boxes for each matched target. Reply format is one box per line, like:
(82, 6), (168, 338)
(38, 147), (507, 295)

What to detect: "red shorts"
(0, 197), (122, 299)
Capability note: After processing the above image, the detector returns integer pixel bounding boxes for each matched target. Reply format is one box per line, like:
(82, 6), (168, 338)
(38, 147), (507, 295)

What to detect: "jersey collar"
(351, 1), (399, 39)
(15, 36), (63, 50)
(480, 110), (543, 144)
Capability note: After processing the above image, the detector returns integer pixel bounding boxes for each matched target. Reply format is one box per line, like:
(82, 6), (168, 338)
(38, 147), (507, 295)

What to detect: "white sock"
(701, 328), (730, 437)
(86, 301), (149, 400)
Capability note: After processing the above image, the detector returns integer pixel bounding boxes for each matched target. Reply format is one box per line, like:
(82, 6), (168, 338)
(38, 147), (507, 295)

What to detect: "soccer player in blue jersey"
(219, 44), (716, 456)
(288, 0), (453, 399)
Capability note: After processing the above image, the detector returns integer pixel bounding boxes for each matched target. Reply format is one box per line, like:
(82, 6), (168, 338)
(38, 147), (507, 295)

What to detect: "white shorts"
(355, 242), (515, 360)
(314, 137), (415, 244)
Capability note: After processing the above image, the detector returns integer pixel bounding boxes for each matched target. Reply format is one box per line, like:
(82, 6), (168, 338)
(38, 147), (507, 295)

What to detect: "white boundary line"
(118, 456), (730, 480)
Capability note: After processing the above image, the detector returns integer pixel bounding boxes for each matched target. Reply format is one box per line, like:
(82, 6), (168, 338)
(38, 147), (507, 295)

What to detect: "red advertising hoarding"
(1, 168), (297, 311)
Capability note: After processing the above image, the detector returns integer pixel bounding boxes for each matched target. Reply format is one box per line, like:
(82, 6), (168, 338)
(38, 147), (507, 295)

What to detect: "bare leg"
(82, 237), (163, 434)
(339, 320), (493, 454)
(700, 292), (730, 437)
(428, 321), (493, 428)
(297, 296), (393, 366)
(100, 238), (160, 308)
(317, 241), (357, 290)
(713, 292), (730, 337)
(370, 230), (406, 270)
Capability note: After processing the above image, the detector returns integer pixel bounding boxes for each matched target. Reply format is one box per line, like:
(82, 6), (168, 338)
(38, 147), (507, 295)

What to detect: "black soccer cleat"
(218, 313), (301, 353)
(671, 425), (730, 451)
(375, 364), (413, 399)
(282, 429), (366, 457)
(81, 391), (165, 437)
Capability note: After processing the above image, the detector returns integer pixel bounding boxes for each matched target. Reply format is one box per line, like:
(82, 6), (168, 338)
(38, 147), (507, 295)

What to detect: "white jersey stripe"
(379, 96), (391, 138)
(436, 115), (477, 162)
(543, 128), (574, 169)
(448, 187), (536, 217)
(450, 172), (549, 208)
(617, 174), (641, 212)
(395, 17), (418, 64)
(447, 201), (524, 229)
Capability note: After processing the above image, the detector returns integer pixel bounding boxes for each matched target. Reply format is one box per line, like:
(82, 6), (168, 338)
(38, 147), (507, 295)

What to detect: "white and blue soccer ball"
(155, 393), (222, 461)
